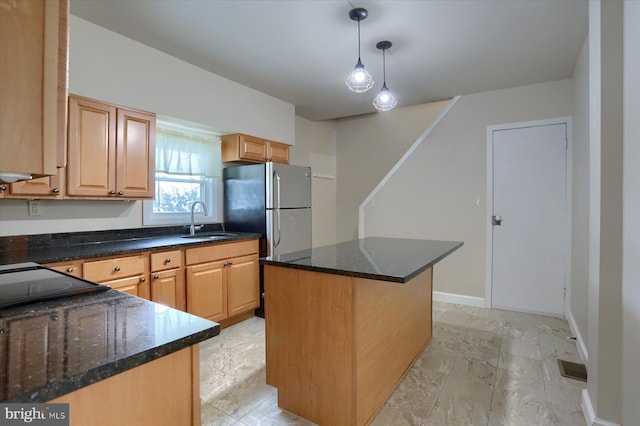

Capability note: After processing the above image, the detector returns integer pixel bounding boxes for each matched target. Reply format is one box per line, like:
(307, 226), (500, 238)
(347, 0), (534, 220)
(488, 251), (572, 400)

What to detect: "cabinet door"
(65, 302), (115, 373)
(116, 108), (155, 199)
(227, 254), (260, 317)
(268, 141), (290, 164)
(101, 275), (149, 298)
(0, 0), (68, 177)
(239, 134), (267, 162)
(3, 311), (63, 399)
(151, 268), (184, 310)
(186, 261), (226, 321)
(67, 96), (117, 197)
(6, 169), (64, 199)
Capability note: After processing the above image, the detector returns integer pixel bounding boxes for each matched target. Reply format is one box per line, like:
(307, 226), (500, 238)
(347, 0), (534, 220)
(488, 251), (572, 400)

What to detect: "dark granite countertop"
(0, 288), (219, 403)
(260, 237), (463, 282)
(0, 225), (260, 265)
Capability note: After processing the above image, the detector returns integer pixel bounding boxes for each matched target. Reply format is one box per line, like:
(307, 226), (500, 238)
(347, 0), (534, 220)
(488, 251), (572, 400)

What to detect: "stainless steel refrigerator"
(223, 163), (312, 316)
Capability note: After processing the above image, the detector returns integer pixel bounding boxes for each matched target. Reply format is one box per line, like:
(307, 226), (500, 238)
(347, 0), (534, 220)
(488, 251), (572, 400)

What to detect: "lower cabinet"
(185, 239), (259, 323)
(150, 250), (185, 310)
(44, 238), (259, 324)
(83, 254), (150, 299)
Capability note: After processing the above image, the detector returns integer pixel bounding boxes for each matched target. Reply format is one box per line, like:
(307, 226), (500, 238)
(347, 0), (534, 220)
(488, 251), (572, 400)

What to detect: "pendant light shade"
(373, 41), (397, 111)
(346, 8), (374, 93)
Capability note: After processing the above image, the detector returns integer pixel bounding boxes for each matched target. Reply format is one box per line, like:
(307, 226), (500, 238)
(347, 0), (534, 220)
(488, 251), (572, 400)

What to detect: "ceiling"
(70, 0), (588, 121)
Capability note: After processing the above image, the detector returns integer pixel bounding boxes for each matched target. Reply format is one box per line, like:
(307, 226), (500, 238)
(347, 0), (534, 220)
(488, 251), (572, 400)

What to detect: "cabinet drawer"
(151, 250), (183, 272)
(185, 239), (259, 265)
(83, 254), (146, 283)
(46, 260), (82, 277)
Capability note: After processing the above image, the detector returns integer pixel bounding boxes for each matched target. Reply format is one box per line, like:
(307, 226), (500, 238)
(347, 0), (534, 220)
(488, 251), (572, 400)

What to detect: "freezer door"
(266, 163), (311, 209)
(266, 208), (312, 256)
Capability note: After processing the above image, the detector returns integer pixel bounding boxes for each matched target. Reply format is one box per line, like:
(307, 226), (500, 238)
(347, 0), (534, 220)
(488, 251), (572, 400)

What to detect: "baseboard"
(432, 291), (485, 307)
(582, 389), (621, 426)
(567, 310), (589, 364)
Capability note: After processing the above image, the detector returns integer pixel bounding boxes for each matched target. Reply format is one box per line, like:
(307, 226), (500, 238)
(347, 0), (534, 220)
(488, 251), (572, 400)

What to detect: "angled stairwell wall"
(357, 79), (574, 302)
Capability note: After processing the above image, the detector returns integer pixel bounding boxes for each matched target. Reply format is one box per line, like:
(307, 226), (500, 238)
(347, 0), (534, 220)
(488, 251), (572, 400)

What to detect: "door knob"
(492, 215), (502, 226)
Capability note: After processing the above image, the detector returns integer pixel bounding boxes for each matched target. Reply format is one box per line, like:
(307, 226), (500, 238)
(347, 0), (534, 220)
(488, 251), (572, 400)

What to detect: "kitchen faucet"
(190, 201), (208, 236)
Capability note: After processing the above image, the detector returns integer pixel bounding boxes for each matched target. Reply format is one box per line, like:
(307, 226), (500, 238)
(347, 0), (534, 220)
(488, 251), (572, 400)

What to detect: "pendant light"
(373, 41), (397, 112)
(346, 8), (374, 93)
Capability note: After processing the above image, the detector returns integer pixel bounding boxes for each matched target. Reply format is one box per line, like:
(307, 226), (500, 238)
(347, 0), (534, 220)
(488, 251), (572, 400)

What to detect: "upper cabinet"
(221, 133), (290, 164)
(0, 0), (69, 179)
(67, 95), (156, 199)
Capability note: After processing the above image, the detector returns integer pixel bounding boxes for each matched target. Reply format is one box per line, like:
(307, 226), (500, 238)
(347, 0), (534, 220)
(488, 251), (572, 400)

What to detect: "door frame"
(485, 117), (573, 316)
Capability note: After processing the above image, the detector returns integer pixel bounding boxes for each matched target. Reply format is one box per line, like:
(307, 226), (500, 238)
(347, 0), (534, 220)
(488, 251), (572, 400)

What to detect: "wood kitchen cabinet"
(0, 0), (68, 179)
(185, 239), (259, 323)
(0, 310), (64, 400)
(3, 169), (65, 200)
(150, 250), (185, 311)
(221, 133), (290, 164)
(46, 260), (83, 277)
(83, 254), (150, 299)
(67, 95), (156, 199)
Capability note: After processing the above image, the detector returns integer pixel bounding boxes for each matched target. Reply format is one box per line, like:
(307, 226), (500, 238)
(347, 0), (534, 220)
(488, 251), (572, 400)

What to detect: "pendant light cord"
(357, 19), (362, 60)
(382, 48), (386, 84)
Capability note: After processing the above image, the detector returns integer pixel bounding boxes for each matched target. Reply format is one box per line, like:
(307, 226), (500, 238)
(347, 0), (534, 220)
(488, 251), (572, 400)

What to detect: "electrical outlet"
(28, 200), (42, 217)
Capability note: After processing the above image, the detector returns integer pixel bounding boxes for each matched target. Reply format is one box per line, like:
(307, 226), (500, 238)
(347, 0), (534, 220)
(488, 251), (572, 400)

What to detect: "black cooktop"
(0, 263), (110, 309)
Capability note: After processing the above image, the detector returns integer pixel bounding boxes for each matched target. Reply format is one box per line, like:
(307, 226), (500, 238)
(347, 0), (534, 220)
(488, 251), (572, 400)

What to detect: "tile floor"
(199, 301), (587, 425)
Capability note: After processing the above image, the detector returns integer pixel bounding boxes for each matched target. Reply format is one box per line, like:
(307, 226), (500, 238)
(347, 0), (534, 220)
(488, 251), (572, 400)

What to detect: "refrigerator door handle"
(274, 171), (281, 248)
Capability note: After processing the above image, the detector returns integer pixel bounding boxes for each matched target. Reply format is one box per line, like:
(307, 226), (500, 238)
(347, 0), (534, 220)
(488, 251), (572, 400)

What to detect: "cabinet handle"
(66, 267), (74, 273)
(109, 190), (116, 195)
(153, 275), (159, 280)
(52, 188), (60, 193)
(165, 258), (171, 264)
(51, 315), (59, 321)
(139, 277), (146, 282)
(114, 266), (121, 272)
(118, 191), (124, 196)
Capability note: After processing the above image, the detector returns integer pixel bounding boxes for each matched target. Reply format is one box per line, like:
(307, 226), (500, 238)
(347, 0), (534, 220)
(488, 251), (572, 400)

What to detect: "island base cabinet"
(265, 266), (433, 426)
(49, 345), (201, 426)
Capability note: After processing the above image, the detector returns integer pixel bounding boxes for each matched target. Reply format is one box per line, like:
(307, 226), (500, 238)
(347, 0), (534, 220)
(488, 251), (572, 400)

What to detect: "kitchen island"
(261, 237), (462, 425)
(0, 275), (219, 426)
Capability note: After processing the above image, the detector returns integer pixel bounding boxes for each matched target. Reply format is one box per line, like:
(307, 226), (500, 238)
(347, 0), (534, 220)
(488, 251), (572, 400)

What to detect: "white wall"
(585, 0), (623, 423)
(291, 116), (337, 248)
(335, 101), (451, 242)
(359, 80), (574, 299)
(570, 36), (590, 361)
(0, 16), (297, 237)
(622, 2), (640, 424)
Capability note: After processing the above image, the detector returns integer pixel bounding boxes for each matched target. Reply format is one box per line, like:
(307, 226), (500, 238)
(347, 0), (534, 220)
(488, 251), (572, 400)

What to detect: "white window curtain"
(155, 124), (221, 177)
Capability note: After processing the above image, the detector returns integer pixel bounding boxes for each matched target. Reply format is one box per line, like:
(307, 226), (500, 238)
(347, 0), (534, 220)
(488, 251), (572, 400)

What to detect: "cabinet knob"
(114, 266), (121, 272)
(51, 315), (59, 321)
(153, 275), (159, 280)
(66, 267), (74, 273)
(165, 258), (171, 264)
(118, 191), (124, 196)
(52, 188), (60, 193)
(139, 277), (146, 282)
(0, 185), (6, 191)
(109, 190), (116, 195)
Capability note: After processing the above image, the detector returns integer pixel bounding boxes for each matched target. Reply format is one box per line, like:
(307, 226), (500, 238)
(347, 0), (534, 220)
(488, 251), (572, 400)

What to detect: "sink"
(180, 232), (238, 240)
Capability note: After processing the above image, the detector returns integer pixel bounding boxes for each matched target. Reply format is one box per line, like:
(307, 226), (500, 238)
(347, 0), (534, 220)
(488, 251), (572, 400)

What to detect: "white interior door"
(491, 122), (568, 316)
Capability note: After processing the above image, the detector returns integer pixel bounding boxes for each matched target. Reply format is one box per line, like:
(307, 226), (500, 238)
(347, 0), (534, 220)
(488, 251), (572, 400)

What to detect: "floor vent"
(558, 359), (587, 382)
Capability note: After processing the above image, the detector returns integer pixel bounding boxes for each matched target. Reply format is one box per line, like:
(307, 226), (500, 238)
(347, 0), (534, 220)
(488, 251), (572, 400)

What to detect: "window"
(143, 119), (222, 226)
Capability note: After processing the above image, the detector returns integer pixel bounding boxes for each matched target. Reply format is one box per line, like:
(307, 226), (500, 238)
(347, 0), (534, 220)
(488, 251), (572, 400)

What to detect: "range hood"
(0, 172), (32, 184)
